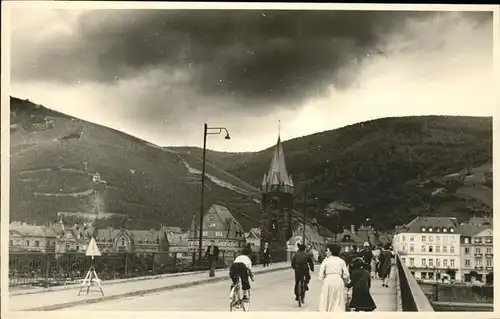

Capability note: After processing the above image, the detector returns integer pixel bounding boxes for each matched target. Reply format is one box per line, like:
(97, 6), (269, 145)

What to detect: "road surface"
(64, 267), (397, 311)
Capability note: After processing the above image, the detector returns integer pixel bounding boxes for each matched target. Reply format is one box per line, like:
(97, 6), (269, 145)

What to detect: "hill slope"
(169, 116), (493, 229)
(9, 97), (262, 231)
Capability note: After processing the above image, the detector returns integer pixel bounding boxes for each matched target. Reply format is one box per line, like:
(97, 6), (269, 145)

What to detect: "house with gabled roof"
(188, 204), (246, 259)
(245, 227), (261, 251)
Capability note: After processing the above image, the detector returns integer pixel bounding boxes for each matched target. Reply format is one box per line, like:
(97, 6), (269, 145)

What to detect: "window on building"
(410, 236), (414, 242)
(443, 228), (448, 233)
(215, 231), (223, 237)
(450, 246), (455, 253)
(429, 227), (433, 232)
(428, 272), (435, 280)
(465, 259), (471, 266)
(464, 237), (469, 244)
(443, 236), (448, 243)
(436, 259), (441, 268)
(34, 240), (40, 247)
(9, 240), (13, 246)
(450, 236), (455, 242)
(486, 259), (492, 267)
(76, 244), (80, 251)
(487, 248), (492, 254)
(436, 246), (440, 253)
(465, 247), (470, 254)
(422, 258), (427, 267)
(436, 235), (440, 242)
(443, 246), (448, 253)
(475, 259), (482, 267)
(429, 259), (434, 267)
(421, 246), (426, 253)
(410, 245), (415, 252)
(429, 236), (433, 242)
(450, 228), (454, 233)
(410, 258), (415, 267)
(475, 247), (481, 254)
(65, 243), (70, 251)
(428, 246), (433, 253)
(26, 240), (30, 247)
(450, 259), (455, 268)
(202, 231), (208, 237)
(421, 272), (427, 279)
(402, 236), (406, 242)
(422, 235), (426, 241)
(402, 257), (406, 265)
(443, 259), (448, 267)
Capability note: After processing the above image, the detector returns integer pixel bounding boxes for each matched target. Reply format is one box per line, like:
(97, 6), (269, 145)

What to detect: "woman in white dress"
(318, 244), (350, 311)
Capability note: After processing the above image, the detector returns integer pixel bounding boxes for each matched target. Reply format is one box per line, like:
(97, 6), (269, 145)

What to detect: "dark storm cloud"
(12, 10), (492, 107)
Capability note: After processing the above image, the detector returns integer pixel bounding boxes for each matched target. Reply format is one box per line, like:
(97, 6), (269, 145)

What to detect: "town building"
(458, 223), (493, 283)
(53, 222), (94, 253)
(393, 216), (462, 282)
(244, 228), (261, 252)
(165, 227), (190, 257)
(326, 225), (365, 253)
(9, 222), (57, 253)
(188, 204), (246, 260)
(93, 227), (169, 253)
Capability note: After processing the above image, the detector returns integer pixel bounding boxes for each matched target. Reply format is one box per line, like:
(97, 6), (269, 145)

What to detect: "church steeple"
(261, 132), (294, 194)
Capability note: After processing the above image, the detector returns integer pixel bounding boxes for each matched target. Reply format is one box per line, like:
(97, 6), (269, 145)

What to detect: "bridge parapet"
(395, 254), (435, 312)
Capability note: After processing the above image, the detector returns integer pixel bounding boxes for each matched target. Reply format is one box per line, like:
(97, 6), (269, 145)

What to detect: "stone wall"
(420, 282), (493, 304)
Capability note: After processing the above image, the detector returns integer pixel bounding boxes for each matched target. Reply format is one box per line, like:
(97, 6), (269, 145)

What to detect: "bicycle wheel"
(229, 286), (238, 312)
(297, 282), (303, 307)
(242, 289), (251, 312)
(300, 280), (306, 304)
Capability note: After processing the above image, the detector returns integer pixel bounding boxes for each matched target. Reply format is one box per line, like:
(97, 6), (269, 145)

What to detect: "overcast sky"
(10, 6), (495, 152)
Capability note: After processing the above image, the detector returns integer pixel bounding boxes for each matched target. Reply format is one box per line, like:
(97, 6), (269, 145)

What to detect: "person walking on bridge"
(318, 244), (350, 312)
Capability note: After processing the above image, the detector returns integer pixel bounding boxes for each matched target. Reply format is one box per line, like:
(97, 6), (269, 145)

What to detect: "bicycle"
(297, 275), (307, 307)
(229, 276), (252, 311)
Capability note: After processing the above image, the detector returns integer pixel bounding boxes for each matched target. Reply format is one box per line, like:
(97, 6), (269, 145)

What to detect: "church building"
(260, 134), (295, 260)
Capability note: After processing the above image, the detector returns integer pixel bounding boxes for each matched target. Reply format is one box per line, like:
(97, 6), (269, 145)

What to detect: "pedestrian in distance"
(378, 243), (394, 287)
(261, 242), (271, 267)
(204, 240), (220, 277)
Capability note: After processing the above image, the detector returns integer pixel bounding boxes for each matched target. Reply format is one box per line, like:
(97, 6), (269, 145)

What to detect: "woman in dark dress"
(346, 257), (377, 312)
(378, 243), (394, 287)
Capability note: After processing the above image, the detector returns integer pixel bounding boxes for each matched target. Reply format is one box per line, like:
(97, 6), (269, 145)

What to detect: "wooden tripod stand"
(78, 256), (104, 296)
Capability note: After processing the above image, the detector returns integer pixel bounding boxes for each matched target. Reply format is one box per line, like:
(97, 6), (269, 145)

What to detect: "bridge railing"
(395, 254), (435, 312)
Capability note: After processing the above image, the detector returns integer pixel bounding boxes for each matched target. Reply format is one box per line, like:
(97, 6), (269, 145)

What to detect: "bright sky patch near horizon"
(8, 4), (497, 152)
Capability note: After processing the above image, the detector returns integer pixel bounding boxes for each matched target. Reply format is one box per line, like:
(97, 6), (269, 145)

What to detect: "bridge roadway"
(60, 267), (397, 312)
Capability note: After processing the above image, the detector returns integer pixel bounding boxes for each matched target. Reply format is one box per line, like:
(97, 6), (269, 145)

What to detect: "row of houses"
(392, 216), (493, 284)
(9, 204), (286, 256)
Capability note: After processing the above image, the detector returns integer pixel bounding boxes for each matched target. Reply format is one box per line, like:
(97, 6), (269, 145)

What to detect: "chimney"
(351, 225), (356, 234)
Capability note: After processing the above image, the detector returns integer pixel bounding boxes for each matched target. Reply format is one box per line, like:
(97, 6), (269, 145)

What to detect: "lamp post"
(198, 123), (231, 266)
(301, 184), (318, 247)
(302, 185), (307, 246)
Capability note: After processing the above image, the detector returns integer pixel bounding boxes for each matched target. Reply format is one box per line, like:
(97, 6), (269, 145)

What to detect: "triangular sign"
(86, 237), (101, 257)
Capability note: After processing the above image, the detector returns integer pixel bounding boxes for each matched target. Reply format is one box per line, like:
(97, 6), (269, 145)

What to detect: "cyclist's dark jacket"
(292, 251), (314, 272)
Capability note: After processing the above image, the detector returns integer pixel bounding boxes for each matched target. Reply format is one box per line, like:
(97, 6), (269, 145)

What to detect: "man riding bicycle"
(229, 248), (254, 302)
(291, 243), (314, 301)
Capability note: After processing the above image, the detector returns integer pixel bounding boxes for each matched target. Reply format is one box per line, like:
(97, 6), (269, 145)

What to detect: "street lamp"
(198, 123), (231, 266)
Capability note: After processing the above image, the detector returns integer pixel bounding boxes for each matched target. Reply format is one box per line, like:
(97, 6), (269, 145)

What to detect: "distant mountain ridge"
(10, 96), (492, 232)
(168, 115), (493, 229)
(9, 96), (262, 231)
